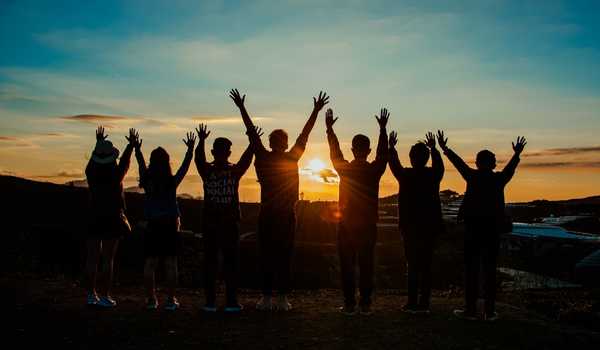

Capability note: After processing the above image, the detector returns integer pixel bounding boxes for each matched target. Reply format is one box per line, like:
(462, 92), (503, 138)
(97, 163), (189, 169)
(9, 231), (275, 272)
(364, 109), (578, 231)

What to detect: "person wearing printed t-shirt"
(229, 88), (329, 311)
(194, 123), (256, 313)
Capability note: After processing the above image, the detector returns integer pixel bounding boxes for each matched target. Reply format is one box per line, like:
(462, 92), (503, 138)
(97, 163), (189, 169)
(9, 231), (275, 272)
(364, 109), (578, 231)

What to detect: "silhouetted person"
(195, 123), (256, 313)
(135, 130), (196, 311)
(389, 131), (444, 314)
(438, 131), (527, 321)
(326, 107), (389, 315)
(230, 89), (329, 311)
(84, 126), (136, 308)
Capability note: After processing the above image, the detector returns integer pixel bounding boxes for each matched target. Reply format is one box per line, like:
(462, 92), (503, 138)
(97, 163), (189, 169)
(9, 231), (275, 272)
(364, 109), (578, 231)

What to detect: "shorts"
(88, 212), (131, 240)
(144, 216), (182, 257)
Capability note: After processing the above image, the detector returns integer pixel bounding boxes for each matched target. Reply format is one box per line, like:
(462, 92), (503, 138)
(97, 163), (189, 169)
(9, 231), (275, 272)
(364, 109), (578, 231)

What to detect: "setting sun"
(307, 158), (327, 173)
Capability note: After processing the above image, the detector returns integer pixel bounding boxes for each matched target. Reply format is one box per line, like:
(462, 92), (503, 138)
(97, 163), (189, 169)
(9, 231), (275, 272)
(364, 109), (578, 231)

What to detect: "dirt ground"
(7, 277), (600, 349)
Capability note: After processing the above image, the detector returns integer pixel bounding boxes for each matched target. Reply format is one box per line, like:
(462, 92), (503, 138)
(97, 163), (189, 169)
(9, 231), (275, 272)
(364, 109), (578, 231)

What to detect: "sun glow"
(307, 158), (327, 173)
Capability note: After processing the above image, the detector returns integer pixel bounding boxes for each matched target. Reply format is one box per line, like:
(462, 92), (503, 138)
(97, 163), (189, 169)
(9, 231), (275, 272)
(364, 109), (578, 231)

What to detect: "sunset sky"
(1, 0), (600, 202)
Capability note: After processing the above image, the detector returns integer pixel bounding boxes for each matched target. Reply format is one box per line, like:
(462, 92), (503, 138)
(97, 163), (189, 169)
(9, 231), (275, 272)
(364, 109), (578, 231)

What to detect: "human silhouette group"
(85, 89), (527, 320)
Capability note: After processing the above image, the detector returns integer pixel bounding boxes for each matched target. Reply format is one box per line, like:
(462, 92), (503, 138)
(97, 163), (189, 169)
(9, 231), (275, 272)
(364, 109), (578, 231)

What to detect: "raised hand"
(253, 126), (264, 138)
(375, 108), (390, 129)
(229, 88), (246, 108)
(195, 123), (210, 141)
(125, 128), (142, 149)
(183, 131), (197, 150)
(437, 130), (448, 151)
(512, 136), (527, 155)
(424, 131), (436, 148)
(96, 126), (108, 141)
(389, 131), (398, 148)
(313, 91), (329, 112)
(325, 108), (338, 130)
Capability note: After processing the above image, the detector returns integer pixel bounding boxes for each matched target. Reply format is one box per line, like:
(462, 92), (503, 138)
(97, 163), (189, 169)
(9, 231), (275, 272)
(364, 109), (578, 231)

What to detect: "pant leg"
(483, 230), (500, 314)
(418, 237), (434, 309)
(203, 230), (219, 305)
(464, 221), (482, 314)
(221, 223), (240, 305)
(358, 223), (377, 306)
(338, 223), (357, 307)
(258, 212), (275, 296)
(402, 228), (419, 307)
(276, 212), (296, 295)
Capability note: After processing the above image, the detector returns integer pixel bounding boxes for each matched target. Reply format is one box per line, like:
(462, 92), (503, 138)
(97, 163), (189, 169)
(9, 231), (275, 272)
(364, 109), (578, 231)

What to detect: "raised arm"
(425, 131), (444, 182)
(229, 89), (266, 153)
(128, 129), (146, 180)
(194, 123), (210, 179)
(325, 108), (348, 172)
(234, 141), (256, 179)
(174, 131), (196, 187)
(289, 91), (329, 160)
(373, 108), (389, 175)
(388, 131), (403, 180)
(437, 130), (472, 181)
(119, 128), (138, 181)
(501, 136), (526, 185)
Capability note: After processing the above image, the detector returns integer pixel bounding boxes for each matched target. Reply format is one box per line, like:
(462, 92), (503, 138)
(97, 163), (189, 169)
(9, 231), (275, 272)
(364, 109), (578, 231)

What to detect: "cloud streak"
(525, 146), (600, 157)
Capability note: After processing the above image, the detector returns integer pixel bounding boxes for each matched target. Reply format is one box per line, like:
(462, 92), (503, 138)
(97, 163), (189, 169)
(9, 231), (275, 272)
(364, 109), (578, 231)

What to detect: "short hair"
(269, 129), (288, 144)
(409, 142), (430, 167)
(212, 137), (232, 154)
(352, 134), (370, 151)
(476, 149), (495, 164)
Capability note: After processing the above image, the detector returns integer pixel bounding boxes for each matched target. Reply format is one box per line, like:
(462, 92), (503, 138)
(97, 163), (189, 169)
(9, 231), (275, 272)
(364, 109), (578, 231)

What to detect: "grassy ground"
(7, 278), (600, 349)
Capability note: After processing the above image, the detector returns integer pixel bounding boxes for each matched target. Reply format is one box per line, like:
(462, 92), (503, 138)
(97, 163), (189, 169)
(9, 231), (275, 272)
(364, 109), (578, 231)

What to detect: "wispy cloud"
(525, 146), (600, 157)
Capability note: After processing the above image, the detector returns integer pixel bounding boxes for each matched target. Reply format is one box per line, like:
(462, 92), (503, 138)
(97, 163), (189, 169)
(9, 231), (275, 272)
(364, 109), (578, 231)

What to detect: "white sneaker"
(146, 298), (159, 310)
(256, 295), (273, 311)
(97, 296), (117, 308)
(87, 293), (99, 306)
(276, 295), (292, 312)
(164, 298), (180, 311)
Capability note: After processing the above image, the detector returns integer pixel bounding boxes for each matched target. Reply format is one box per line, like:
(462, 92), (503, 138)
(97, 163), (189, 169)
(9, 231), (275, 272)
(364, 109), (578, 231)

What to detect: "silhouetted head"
(351, 134), (371, 160)
(476, 149), (496, 171)
(269, 129), (288, 152)
(211, 137), (232, 163)
(148, 147), (173, 179)
(409, 142), (430, 168)
(91, 140), (119, 165)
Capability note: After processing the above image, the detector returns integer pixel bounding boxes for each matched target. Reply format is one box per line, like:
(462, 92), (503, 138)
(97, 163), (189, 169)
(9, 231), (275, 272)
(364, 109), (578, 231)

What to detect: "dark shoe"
(146, 297), (159, 310)
(484, 312), (499, 322)
(202, 304), (217, 312)
(453, 309), (478, 321)
(339, 305), (357, 316)
(402, 304), (418, 314)
(415, 306), (431, 315)
(359, 304), (373, 316)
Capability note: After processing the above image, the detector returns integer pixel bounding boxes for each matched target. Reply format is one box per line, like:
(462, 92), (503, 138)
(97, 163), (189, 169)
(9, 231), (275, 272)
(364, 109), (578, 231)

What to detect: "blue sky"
(1, 0), (600, 201)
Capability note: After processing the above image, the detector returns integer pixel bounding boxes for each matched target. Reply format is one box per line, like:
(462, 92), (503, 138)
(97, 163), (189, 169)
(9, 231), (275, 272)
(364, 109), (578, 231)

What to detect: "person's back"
(389, 136), (444, 231)
(338, 159), (384, 226)
(461, 169), (508, 221)
(254, 149), (301, 213)
(397, 168), (441, 224)
(86, 147), (131, 217)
